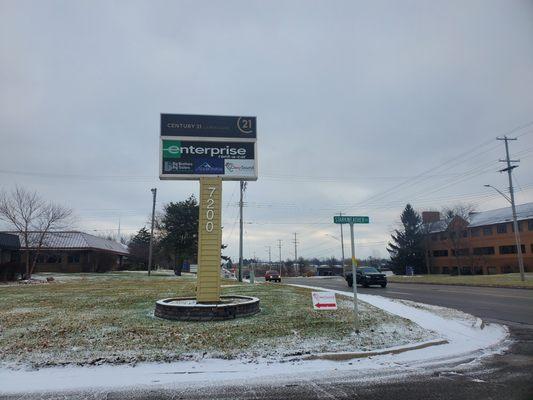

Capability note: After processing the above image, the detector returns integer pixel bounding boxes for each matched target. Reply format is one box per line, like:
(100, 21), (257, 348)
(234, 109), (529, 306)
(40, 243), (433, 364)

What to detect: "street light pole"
(148, 188), (157, 276)
(492, 135), (525, 282)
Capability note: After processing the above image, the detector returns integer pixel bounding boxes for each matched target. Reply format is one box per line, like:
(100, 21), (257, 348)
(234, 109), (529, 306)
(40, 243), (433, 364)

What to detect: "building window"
(471, 228), (480, 237)
(439, 234), (447, 241)
(487, 266), (498, 275)
(46, 254), (62, 263)
(483, 227), (492, 236)
(461, 230), (468, 238)
(452, 248), (469, 256)
(497, 224), (507, 234)
(442, 267), (450, 274)
(511, 222), (523, 232)
(499, 245), (526, 255)
(433, 250), (448, 257)
(68, 254), (80, 263)
(528, 219), (533, 231)
(473, 247), (495, 256)
(431, 234), (438, 242)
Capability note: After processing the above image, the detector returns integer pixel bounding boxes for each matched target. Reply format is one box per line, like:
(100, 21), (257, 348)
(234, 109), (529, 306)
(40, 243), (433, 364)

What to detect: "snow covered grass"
(388, 273), (533, 288)
(0, 273), (434, 369)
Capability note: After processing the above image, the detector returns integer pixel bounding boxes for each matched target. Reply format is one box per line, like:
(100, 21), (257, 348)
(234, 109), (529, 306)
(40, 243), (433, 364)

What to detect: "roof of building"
(0, 232), (20, 250)
(424, 202), (533, 233)
(468, 202), (533, 228)
(0, 231), (128, 255)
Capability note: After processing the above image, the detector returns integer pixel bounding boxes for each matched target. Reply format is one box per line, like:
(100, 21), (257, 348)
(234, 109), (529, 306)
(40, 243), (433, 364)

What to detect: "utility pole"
(293, 233), (299, 276)
(250, 251), (256, 284)
(266, 246), (272, 265)
(277, 239), (283, 276)
(238, 181), (246, 282)
(148, 188), (157, 276)
(339, 212), (346, 273)
(497, 136), (525, 282)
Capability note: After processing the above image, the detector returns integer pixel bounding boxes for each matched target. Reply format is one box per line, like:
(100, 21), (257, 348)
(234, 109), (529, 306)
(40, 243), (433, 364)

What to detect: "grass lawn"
(0, 271), (432, 368)
(388, 273), (533, 288)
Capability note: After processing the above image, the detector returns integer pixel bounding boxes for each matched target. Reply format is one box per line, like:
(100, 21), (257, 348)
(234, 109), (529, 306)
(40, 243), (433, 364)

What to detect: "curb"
(302, 339), (449, 361)
(387, 280), (533, 290)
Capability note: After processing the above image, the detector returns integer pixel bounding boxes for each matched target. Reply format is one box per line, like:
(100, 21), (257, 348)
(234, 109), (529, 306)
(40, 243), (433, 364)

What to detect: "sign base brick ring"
(155, 295), (260, 321)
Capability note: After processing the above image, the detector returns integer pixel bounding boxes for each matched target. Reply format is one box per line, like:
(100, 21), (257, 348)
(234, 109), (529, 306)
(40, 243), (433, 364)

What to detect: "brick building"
(423, 203), (533, 275)
(1, 231), (129, 274)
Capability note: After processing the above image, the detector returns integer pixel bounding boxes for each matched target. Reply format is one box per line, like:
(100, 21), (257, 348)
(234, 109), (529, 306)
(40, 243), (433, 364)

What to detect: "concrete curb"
(302, 339), (449, 361)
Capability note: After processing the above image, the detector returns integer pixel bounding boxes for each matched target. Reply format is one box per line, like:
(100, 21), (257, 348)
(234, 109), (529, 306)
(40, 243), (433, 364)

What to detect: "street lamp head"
(483, 184), (491, 187)
(151, 188), (156, 194)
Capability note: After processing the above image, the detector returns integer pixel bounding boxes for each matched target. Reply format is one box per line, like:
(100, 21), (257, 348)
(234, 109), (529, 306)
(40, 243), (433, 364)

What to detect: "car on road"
(265, 270), (281, 282)
(345, 267), (387, 288)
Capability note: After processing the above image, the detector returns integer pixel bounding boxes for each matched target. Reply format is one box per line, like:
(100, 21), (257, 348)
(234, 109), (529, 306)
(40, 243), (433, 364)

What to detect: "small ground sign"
(312, 292), (337, 310)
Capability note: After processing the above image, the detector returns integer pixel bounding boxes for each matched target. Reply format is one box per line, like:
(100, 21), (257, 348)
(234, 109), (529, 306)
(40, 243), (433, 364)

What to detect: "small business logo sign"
(194, 159), (224, 174)
(224, 159), (255, 177)
(163, 160), (193, 173)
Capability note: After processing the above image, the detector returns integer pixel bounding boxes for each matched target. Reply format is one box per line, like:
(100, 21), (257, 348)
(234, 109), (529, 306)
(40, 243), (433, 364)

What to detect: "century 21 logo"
(237, 117), (253, 134)
(163, 140), (182, 158)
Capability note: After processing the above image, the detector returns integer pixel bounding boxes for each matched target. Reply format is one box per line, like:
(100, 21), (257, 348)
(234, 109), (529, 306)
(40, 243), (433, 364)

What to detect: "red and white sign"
(312, 291), (337, 310)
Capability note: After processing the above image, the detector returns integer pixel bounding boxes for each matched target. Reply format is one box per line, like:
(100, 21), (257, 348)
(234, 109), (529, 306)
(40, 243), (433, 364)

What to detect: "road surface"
(3, 278), (532, 400)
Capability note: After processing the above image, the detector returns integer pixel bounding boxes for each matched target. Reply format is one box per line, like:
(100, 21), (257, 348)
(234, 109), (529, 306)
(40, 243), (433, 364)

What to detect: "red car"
(265, 270), (281, 282)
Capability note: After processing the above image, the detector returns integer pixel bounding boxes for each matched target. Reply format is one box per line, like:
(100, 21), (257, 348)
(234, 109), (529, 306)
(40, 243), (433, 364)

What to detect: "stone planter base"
(154, 295), (260, 321)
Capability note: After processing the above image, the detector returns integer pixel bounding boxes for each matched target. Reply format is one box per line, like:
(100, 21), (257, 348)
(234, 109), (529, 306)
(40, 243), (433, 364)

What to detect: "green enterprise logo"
(163, 140), (182, 158)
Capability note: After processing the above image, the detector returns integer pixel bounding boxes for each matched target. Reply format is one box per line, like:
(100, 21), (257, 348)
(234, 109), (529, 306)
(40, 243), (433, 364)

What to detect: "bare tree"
(0, 187), (73, 279)
(442, 204), (476, 275)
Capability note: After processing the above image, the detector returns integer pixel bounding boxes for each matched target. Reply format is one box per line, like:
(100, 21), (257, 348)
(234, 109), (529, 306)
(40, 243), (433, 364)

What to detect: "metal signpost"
(334, 215), (369, 333)
(160, 114), (257, 303)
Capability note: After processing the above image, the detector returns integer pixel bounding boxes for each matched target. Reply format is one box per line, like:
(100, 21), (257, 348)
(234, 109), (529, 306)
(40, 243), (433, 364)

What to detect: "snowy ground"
(0, 284), (509, 395)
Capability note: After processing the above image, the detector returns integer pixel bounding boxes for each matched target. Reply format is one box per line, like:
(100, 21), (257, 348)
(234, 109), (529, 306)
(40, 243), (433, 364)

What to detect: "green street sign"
(333, 215), (369, 224)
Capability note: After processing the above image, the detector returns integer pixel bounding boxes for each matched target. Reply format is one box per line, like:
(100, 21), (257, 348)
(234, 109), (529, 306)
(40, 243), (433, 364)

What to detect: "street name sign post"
(160, 114), (257, 303)
(312, 291), (337, 310)
(333, 215), (369, 333)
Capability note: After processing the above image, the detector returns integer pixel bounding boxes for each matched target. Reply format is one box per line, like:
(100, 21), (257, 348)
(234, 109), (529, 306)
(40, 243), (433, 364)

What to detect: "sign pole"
(349, 222), (359, 333)
(196, 177), (222, 303)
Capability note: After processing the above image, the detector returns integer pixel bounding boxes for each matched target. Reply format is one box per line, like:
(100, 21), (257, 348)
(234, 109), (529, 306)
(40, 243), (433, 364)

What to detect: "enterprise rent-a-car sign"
(160, 114), (257, 180)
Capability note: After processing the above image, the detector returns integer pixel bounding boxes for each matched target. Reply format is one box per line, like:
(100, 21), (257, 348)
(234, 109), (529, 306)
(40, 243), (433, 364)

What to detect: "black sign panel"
(161, 114), (256, 138)
(161, 139), (256, 179)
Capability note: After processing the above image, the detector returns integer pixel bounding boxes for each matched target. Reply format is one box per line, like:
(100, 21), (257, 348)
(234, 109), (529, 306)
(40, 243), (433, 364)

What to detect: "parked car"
(345, 267), (387, 288)
(265, 270), (281, 282)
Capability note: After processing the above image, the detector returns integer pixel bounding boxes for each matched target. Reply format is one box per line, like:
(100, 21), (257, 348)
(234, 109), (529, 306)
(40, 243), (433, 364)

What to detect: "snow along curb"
(290, 283), (509, 364)
(0, 285), (510, 394)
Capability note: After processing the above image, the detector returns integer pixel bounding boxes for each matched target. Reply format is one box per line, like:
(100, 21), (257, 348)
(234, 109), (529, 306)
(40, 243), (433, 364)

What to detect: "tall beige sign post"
(197, 177), (222, 302)
(159, 114), (257, 304)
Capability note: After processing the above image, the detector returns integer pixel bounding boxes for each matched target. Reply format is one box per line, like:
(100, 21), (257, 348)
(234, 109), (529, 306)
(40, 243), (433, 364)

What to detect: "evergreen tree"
(387, 204), (426, 274)
(159, 195), (199, 275)
(128, 227), (152, 270)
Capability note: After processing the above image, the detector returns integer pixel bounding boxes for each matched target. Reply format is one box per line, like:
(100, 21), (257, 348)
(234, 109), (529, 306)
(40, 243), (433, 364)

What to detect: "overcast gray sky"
(1, 0), (532, 262)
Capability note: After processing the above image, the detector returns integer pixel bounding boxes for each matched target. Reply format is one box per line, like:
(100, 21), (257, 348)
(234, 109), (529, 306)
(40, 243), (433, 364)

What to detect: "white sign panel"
(312, 291), (337, 310)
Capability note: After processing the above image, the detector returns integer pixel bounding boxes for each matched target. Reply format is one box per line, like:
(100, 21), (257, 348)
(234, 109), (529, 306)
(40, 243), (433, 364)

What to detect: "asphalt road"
(286, 277), (533, 327)
(3, 279), (533, 400)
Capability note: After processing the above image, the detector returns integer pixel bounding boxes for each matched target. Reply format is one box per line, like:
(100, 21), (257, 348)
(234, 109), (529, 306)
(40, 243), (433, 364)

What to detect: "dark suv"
(345, 267), (387, 288)
(265, 270), (281, 282)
